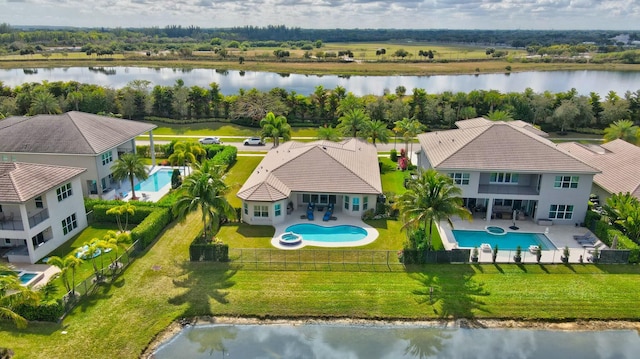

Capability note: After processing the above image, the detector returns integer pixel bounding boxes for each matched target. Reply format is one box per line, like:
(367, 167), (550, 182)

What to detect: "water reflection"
(1, 67), (639, 97)
(153, 324), (640, 359)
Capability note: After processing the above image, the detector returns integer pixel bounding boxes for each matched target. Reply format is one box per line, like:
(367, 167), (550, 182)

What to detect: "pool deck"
(4, 263), (60, 288)
(271, 208), (379, 250)
(441, 216), (607, 264)
(121, 166), (187, 203)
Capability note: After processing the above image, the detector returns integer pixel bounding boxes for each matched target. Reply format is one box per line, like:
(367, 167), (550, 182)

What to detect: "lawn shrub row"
(202, 144), (225, 159)
(130, 207), (173, 248)
(208, 145), (237, 169)
(593, 223), (640, 263)
(189, 242), (229, 262)
(14, 301), (64, 322)
(91, 204), (156, 224)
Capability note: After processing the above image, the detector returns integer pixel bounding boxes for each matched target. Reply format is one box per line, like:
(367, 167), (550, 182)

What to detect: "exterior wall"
(537, 173), (593, 225)
(417, 150), (432, 170)
(241, 200), (288, 226)
(590, 184), (611, 204)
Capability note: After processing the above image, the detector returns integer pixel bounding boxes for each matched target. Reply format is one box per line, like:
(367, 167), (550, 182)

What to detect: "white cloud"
(0, 0), (638, 29)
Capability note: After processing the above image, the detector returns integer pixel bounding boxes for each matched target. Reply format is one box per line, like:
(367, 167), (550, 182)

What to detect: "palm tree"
(78, 238), (111, 280)
(66, 91), (83, 111)
(168, 141), (206, 174)
(260, 112), (291, 147)
(46, 255), (83, 294)
(394, 117), (424, 160)
(111, 153), (148, 200)
(1, 264), (40, 328)
(337, 108), (369, 138)
(396, 169), (471, 250)
(316, 125), (341, 141)
(103, 230), (132, 259)
(362, 119), (391, 145)
(29, 91), (61, 115)
(603, 119), (639, 144)
(485, 109), (513, 122)
(173, 162), (236, 242)
(106, 203), (136, 232)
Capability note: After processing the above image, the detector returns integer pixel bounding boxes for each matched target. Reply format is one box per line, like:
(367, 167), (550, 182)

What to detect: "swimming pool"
(14, 271), (43, 286)
(452, 229), (557, 250)
(284, 224), (368, 243)
(134, 169), (173, 192)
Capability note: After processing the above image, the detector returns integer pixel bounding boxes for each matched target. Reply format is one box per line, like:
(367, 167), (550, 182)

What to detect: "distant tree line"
(1, 80), (639, 137)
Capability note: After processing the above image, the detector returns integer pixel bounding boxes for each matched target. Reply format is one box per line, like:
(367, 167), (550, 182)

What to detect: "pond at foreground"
(153, 323), (640, 359)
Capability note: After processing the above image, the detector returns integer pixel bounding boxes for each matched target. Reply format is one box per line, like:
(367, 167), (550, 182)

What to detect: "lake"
(152, 323), (640, 359)
(1, 67), (640, 97)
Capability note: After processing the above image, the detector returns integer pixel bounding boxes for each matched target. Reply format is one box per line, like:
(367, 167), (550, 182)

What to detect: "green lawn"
(380, 157), (410, 196)
(224, 156), (262, 208)
(143, 121), (319, 138)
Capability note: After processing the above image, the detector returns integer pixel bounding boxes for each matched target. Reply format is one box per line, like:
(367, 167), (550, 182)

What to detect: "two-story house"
(0, 111), (156, 200)
(416, 118), (599, 225)
(1, 162), (87, 263)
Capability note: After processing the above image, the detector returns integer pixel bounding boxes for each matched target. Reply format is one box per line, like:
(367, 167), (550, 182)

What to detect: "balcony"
(478, 184), (539, 196)
(28, 208), (49, 228)
(0, 216), (24, 231)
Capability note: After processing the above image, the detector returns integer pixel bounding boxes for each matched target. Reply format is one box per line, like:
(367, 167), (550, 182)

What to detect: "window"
(101, 151), (113, 165)
(449, 173), (470, 185)
(253, 205), (268, 217)
(320, 194), (328, 204)
(352, 197), (360, 211)
(363, 196), (369, 211)
(35, 196), (43, 208)
(275, 203), (281, 216)
(243, 203), (248, 215)
(303, 194), (310, 203)
(344, 196), (350, 210)
(61, 213), (77, 235)
(554, 175), (579, 189)
(311, 194), (319, 203)
(548, 204), (574, 220)
(1, 154), (8, 162)
(56, 183), (73, 201)
(490, 172), (519, 184)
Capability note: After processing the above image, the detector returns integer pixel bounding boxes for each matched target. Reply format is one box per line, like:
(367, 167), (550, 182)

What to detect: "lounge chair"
(307, 209), (314, 221)
(323, 207), (333, 221)
(529, 245), (540, 254)
(480, 243), (492, 252)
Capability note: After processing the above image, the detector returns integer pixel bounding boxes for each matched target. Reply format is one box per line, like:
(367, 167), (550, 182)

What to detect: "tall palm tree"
(260, 112), (291, 147)
(337, 108), (369, 138)
(485, 109), (513, 122)
(66, 91), (83, 111)
(1, 264), (40, 328)
(397, 169), (471, 250)
(29, 91), (61, 115)
(362, 119), (391, 145)
(111, 153), (148, 200)
(316, 125), (341, 141)
(173, 162), (236, 242)
(603, 119), (639, 144)
(394, 117), (424, 160)
(106, 203), (136, 232)
(169, 141), (206, 173)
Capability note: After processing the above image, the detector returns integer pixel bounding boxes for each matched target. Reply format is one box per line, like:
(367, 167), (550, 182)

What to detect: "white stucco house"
(237, 139), (383, 226)
(0, 111), (156, 200)
(558, 139), (640, 202)
(1, 162), (87, 263)
(416, 118), (599, 225)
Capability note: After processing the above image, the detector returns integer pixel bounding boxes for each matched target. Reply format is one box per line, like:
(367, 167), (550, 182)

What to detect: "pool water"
(284, 224), (367, 243)
(452, 230), (557, 250)
(134, 169), (173, 193)
(19, 272), (37, 284)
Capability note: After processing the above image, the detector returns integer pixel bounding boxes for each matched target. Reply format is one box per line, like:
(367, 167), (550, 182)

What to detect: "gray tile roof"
(558, 140), (640, 198)
(0, 162), (86, 203)
(455, 118), (548, 137)
(418, 121), (597, 173)
(237, 139), (383, 202)
(0, 111), (156, 155)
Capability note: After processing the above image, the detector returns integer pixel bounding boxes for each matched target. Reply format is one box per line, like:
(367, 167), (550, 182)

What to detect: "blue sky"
(1, 0), (639, 30)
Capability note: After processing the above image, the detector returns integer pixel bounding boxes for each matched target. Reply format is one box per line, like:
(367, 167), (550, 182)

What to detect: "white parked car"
(198, 137), (222, 145)
(243, 137), (265, 146)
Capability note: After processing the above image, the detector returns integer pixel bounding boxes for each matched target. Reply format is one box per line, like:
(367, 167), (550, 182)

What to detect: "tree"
(77, 238), (112, 280)
(394, 117), (424, 160)
(29, 91), (61, 115)
(260, 112), (291, 147)
(1, 263), (40, 328)
(396, 169), (471, 250)
(603, 119), (639, 144)
(552, 99), (579, 133)
(46, 255), (83, 294)
(362, 119), (391, 145)
(602, 192), (640, 242)
(485, 109), (513, 121)
(316, 125), (341, 141)
(337, 108), (369, 138)
(66, 91), (83, 111)
(173, 162), (236, 241)
(106, 203), (136, 232)
(169, 141), (206, 173)
(111, 153), (148, 200)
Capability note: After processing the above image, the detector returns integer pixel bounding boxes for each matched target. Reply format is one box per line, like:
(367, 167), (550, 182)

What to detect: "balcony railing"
(478, 184), (539, 196)
(0, 219), (24, 231)
(28, 208), (49, 228)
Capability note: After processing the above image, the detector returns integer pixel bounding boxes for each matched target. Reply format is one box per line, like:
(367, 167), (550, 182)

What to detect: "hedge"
(592, 219), (640, 263)
(130, 207), (172, 248)
(91, 204), (156, 225)
(209, 145), (237, 170)
(14, 301), (64, 322)
(189, 243), (229, 262)
(202, 144), (225, 159)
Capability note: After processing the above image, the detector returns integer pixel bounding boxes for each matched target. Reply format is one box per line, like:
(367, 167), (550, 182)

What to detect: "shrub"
(390, 149), (398, 162)
(361, 209), (375, 220)
(92, 204), (155, 225)
(203, 144), (225, 159)
(14, 301), (64, 322)
(130, 208), (172, 248)
(208, 145), (237, 170)
(584, 210), (601, 229)
(190, 242), (229, 261)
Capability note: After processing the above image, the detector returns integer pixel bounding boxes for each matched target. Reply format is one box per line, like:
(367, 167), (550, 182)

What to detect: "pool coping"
(122, 166), (187, 203)
(271, 210), (379, 250)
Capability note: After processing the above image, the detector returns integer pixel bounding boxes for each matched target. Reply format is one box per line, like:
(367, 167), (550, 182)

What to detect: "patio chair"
(481, 243), (492, 252)
(307, 209), (314, 221)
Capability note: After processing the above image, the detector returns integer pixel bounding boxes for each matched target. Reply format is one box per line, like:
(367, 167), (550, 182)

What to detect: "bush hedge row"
(592, 221), (640, 263)
(14, 301), (64, 322)
(208, 145), (237, 170)
(91, 204), (156, 225)
(130, 207), (173, 248)
(189, 243), (230, 262)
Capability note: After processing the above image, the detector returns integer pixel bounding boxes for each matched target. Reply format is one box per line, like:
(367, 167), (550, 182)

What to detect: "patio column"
(486, 199), (493, 223)
(149, 131), (156, 166)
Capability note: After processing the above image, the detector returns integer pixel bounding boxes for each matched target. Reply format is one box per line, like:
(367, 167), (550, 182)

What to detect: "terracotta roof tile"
(0, 162), (86, 203)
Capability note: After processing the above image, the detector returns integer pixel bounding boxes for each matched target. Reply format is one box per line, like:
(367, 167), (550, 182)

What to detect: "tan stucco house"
(237, 139), (382, 226)
(0, 111), (156, 200)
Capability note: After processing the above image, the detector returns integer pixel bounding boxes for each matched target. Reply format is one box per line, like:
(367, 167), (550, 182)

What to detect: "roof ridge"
(310, 145), (381, 194)
(431, 125), (492, 167)
(67, 112), (100, 153)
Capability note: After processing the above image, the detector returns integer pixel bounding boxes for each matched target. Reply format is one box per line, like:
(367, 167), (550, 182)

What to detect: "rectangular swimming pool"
(452, 229), (557, 250)
(133, 169), (173, 193)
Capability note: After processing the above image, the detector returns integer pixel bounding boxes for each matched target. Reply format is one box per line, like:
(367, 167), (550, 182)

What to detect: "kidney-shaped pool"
(273, 223), (378, 249)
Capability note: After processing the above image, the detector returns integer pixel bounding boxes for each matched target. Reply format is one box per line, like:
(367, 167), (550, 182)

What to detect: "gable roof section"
(455, 117), (548, 137)
(0, 162), (86, 203)
(557, 140), (640, 198)
(0, 111), (156, 155)
(237, 139), (382, 202)
(418, 121), (597, 173)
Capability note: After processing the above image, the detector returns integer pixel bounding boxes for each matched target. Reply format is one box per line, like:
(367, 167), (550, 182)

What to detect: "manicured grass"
(143, 121), (319, 138)
(224, 156), (262, 208)
(380, 157), (410, 196)
(3, 207), (640, 358)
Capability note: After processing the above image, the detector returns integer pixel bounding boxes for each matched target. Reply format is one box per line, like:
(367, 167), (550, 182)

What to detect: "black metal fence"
(60, 240), (141, 317)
